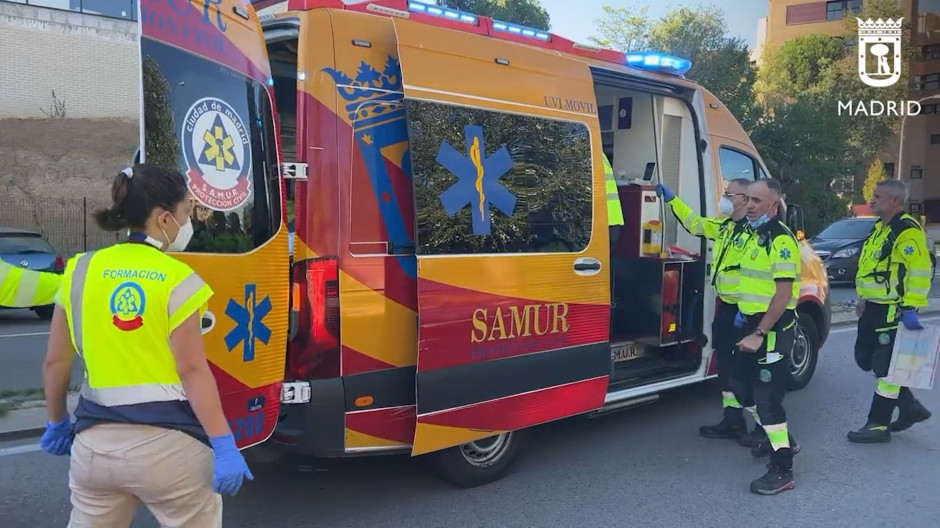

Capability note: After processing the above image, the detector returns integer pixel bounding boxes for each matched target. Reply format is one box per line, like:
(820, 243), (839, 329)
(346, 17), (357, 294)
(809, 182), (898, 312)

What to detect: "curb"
(0, 427), (45, 443)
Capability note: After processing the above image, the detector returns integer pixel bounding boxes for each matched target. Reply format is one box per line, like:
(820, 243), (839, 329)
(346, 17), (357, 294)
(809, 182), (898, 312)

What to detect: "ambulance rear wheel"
(426, 430), (526, 488)
(787, 314), (819, 391)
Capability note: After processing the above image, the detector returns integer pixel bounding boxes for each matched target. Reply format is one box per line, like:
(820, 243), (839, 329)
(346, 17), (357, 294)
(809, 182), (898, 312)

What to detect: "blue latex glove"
(209, 434), (254, 495)
(901, 309), (924, 330)
(655, 183), (676, 202)
(39, 416), (73, 456)
(734, 311), (745, 328)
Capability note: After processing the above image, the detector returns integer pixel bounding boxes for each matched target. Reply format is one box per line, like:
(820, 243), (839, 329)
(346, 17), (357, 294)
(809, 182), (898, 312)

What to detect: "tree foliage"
(439, 0), (551, 30)
(141, 56), (180, 169)
(863, 159), (888, 203)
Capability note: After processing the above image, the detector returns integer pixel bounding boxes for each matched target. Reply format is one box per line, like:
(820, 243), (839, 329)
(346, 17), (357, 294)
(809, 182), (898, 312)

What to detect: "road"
(1, 323), (938, 527)
(0, 309), (84, 391)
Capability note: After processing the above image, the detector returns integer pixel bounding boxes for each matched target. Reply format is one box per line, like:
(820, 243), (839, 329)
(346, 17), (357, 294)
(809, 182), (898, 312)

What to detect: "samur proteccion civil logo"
(181, 96), (253, 212)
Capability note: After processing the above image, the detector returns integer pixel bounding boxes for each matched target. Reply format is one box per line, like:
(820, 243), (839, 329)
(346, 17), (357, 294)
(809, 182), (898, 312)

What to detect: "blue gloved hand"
(655, 183), (676, 202)
(39, 416), (73, 456)
(209, 434), (254, 495)
(901, 309), (924, 330)
(734, 311), (745, 328)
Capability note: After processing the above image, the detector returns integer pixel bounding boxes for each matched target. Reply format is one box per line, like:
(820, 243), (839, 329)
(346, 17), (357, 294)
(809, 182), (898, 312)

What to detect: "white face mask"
(161, 215), (194, 252)
(719, 196), (735, 216)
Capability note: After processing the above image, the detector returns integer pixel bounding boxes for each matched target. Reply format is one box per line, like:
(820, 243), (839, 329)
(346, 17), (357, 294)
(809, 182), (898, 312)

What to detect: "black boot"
(751, 434), (801, 458)
(847, 422), (891, 443)
(848, 394), (894, 443)
(738, 425), (766, 448)
(699, 407), (746, 440)
(890, 398), (931, 433)
(750, 448), (795, 495)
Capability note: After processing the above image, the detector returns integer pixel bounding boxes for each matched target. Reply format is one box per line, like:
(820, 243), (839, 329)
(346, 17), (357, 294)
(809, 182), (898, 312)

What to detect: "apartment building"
(758, 0), (940, 220)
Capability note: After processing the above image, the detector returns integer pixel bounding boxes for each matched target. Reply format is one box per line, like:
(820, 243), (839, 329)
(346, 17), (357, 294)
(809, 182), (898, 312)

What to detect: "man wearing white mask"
(656, 178), (758, 444)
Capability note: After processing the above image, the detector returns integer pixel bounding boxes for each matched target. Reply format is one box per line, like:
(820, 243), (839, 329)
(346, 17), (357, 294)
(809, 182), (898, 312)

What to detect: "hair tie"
(122, 167), (134, 178)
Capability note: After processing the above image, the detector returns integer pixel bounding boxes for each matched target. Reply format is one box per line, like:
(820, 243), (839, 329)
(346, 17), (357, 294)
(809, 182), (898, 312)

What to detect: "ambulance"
(136, 0), (831, 488)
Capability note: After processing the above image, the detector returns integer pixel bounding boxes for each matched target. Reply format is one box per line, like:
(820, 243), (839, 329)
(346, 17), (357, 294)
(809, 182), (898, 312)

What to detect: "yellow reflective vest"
(57, 237), (214, 442)
(738, 219), (801, 316)
(603, 155), (624, 226)
(855, 212), (932, 308)
(0, 260), (61, 308)
(669, 197), (751, 304)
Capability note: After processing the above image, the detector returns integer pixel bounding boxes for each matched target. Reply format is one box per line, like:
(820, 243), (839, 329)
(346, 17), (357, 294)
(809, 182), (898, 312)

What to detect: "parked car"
(0, 227), (65, 320)
(809, 217), (937, 285)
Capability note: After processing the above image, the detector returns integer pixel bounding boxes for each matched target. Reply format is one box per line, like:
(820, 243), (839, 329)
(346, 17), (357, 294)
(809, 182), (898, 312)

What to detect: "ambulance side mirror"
(787, 204), (805, 240)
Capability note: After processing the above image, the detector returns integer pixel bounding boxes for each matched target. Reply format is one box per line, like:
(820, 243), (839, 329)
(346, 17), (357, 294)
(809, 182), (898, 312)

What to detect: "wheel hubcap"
(790, 325), (810, 378)
(459, 433), (512, 468)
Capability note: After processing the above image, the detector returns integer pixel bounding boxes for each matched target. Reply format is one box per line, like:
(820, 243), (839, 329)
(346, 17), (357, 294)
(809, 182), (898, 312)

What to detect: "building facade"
(758, 0), (940, 220)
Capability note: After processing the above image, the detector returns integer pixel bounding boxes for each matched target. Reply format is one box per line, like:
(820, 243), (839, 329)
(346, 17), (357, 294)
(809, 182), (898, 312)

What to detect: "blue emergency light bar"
(407, 1), (478, 24)
(491, 19), (551, 41)
(625, 52), (693, 76)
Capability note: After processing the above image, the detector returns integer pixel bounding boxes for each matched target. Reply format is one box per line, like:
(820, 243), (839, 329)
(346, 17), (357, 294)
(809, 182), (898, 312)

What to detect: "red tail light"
(287, 257), (340, 380)
(53, 256), (65, 272)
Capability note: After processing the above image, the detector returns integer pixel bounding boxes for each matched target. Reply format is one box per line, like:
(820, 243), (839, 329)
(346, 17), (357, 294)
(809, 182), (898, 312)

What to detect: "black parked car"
(809, 217), (936, 285)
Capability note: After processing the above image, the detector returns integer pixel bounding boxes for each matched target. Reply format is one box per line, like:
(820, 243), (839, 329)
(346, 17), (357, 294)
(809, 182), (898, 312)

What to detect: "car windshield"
(0, 235), (55, 254)
(814, 220), (875, 240)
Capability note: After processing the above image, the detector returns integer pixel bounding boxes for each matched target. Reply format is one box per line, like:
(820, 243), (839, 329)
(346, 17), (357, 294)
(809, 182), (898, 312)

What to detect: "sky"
(537, 0), (768, 49)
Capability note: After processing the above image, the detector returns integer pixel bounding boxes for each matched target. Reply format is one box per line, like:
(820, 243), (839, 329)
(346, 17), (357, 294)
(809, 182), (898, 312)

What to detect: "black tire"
(33, 305), (54, 321)
(788, 313), (819, 391)
(425, 430), (526, 488)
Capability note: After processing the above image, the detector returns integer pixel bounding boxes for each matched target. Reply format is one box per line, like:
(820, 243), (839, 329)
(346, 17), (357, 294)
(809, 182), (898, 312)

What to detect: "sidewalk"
(830, 297), (940, 326)
(0, 393), (78, 441)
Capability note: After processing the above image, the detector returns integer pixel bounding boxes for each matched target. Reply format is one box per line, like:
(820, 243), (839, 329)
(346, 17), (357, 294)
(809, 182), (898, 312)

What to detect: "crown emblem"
(322, 56), (405, 128)
(856, 17), (903, 37)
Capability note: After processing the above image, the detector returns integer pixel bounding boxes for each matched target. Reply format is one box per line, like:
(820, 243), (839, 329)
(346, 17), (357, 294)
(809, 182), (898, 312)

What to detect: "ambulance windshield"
(139, 38), (281, 254)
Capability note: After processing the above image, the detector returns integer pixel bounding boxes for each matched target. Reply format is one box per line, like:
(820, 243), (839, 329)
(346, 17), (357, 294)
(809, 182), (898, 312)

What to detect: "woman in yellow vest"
(41, 164), (252, 526)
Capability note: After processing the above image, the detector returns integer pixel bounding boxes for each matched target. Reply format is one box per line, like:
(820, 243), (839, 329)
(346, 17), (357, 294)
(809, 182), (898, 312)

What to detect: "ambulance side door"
(137, 0), (290, 449)
(393, 18), (611, 456)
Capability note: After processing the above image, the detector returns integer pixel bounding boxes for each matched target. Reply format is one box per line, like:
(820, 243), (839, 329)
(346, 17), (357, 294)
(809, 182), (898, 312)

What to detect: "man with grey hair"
(850, 179), (932, 443)
(656, 178), (760, 444)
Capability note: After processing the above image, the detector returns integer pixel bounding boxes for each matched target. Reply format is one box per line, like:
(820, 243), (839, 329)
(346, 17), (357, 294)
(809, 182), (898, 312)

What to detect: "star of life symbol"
(437, 125), (516, 236)
(857, 17), (904, 88)
(225, 283), (272, 363)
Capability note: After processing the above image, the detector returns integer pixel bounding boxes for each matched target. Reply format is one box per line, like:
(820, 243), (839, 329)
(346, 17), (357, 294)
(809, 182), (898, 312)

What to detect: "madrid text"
(837, 100), (922, 117)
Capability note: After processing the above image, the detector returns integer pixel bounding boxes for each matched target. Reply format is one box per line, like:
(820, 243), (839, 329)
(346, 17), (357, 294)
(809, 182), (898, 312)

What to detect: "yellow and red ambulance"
(138, 0), (831, 487)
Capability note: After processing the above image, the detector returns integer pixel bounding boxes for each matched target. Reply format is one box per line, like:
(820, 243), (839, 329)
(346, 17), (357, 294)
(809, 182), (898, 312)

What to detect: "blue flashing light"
(625, 52), (693, 76)
(491, 19), (550, 41)
(408, 1), (478, 24)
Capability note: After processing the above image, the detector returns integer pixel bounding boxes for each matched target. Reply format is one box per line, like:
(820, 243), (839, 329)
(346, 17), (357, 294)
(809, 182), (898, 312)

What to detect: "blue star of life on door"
(225, 283), (272, 363)
(437, 124), (516, 235)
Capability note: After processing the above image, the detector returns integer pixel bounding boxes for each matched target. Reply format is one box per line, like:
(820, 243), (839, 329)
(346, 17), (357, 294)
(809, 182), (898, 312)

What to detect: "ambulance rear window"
(139, 38), (281, 254)
(407, 101), (593, 255)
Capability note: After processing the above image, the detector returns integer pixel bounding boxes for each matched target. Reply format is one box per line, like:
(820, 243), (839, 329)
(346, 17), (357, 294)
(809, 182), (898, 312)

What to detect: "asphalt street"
(1, 323), (939, 527)
(0, 309), (84, 391)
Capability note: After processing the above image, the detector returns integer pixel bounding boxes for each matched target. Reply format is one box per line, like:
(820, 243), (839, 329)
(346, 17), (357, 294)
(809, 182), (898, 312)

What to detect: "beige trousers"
(67, 423), (222, 528)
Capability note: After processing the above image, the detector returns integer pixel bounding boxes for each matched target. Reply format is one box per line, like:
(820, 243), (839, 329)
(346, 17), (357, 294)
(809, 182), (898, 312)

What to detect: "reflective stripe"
(168, 273), (207, 320)
(764, 422), (790, 450)
(13, 269), (39, 306)
(81, 382), (186, 407)
(741, 268), (773, 280)
(908, 269), (933, 278)
(772, 262), (797, 274)
(69, 252), (96, 356)
(606, 192), (620, 201)
(876, 379), (900, 399)
(722, 391), (740, 408)
(908, 286), (931, 296)
(745, 406), (761, 425)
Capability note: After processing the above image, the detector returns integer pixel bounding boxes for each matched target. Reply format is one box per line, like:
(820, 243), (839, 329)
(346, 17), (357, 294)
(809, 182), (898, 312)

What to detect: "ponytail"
(93, 167), (134, 232)
(91, 164), (188, 232)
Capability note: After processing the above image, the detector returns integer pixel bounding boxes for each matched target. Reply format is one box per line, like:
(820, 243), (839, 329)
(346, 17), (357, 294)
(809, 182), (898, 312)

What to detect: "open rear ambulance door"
(136, 0), (290, 449)
(393, 18), (612, 457)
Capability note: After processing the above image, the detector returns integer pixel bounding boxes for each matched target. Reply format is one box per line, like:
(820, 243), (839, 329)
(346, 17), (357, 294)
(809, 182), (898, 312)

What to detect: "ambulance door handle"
(573, 257), (601, 276)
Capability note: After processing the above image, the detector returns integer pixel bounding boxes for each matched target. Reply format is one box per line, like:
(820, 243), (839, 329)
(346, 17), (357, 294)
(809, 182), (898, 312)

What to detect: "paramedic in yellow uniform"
(733, 178), (800, 496)
(0, 260), (61, 308)
(657, 179), (759, 444)
(849, 179), (932, 443)
(41, 165), (252, 527)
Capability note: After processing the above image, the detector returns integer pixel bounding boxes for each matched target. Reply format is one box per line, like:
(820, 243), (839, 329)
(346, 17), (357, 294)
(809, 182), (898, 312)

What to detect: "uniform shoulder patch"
(779, 247), (792, 259)
(905, 245), (915, 255)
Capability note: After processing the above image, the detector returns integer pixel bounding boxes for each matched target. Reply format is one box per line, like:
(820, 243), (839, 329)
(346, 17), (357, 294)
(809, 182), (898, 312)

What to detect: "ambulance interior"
(594, 81), (708, 387)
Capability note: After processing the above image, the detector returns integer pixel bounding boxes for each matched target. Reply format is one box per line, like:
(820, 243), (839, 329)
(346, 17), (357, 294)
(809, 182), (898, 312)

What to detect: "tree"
(862, 159), (888, 203)
(439, 0), (551, 30)
(754, 34), (847, 108)
(588, 4), (757, 126)
(141, 56), (180, 168)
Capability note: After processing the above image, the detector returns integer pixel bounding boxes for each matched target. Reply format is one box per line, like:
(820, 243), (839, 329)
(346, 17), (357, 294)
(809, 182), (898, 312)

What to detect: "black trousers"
(730, 310), (795, 448)
(854, 301), (916, 423)
(712, 299), (739, 406)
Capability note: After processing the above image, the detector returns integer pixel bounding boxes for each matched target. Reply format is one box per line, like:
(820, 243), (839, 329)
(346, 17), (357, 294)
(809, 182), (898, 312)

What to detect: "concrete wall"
(0, 2), (139, 119)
